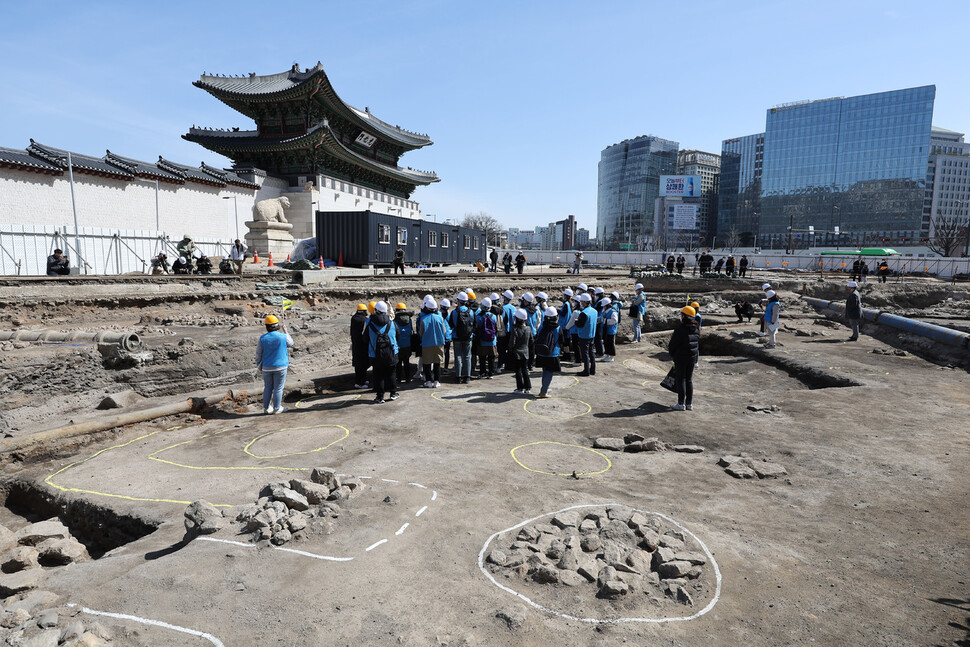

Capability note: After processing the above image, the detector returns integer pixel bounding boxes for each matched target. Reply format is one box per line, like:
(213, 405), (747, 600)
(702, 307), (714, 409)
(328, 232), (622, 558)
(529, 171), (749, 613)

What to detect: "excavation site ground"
(0, 268), (968, 647)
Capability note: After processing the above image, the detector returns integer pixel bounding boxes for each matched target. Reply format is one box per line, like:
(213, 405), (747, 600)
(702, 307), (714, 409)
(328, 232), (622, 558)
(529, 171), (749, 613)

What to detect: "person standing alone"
(668, 306), (699, 411)
(256, 315), (294, 415)
(393, 246), (406, 274)
(845, 281), (862, 341)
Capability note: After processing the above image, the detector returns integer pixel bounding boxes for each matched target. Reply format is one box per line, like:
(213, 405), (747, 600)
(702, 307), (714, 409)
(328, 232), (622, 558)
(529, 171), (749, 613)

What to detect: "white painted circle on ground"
(478, 504), (722, 624)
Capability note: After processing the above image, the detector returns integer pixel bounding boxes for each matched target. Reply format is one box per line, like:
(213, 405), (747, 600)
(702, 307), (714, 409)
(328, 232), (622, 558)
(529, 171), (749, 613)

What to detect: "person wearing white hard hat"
(763, 290), (781, 349)
(365, 301), (399, 404)
(631, 283), (646, 343)
(172, 256), (191, 274)
(449, 293), (475, 384)
(576, 283), (588, 295)
(536, 291), (549, 311)
(535, 306), (562, 398)
(572, 249), (584, 275)
(509, 308), (533, 393)
(475, 297), (499, 378)
(487, 295), (507, 374)
(519, 292), (540, 367)
(417, 296), (447, 388)
(845, 281), (862, 341)
(572, 293), (598, 376)
(593, 288), (607, 358)
(599, 297), (620, 362)
(438, 298), (452, 374)
(758, 284), (773, 334)
(558, 289), (574, 362)
(497, 291), (516, 371)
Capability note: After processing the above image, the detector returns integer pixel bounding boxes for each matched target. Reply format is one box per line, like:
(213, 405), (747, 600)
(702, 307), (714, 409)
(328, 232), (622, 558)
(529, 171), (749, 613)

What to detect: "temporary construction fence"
(0, 224), (236, 276)
(497, 249), (970, 281)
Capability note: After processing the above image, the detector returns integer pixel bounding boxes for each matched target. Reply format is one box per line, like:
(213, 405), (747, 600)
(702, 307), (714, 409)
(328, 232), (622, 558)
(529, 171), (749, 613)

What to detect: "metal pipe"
(0, 330), (141, 350)
(0, 392), (231, 455)
(800, 296), (970, 350)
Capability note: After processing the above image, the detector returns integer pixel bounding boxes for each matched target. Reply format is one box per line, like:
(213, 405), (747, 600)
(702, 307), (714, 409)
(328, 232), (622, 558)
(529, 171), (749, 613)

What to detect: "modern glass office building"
(716, 133), (764, 246)
(719, 85), (936, 248)
(597, 135), (679, 249)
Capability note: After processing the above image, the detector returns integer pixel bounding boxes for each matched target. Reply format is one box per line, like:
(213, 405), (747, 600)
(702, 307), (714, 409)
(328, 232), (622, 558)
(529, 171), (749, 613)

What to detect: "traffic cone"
(253, 249), (259, 264)
(286, 254), (291, 263)
(318, 256), (324, 269)
(338, 252), (343, 267)
(268, 252), (274, 267)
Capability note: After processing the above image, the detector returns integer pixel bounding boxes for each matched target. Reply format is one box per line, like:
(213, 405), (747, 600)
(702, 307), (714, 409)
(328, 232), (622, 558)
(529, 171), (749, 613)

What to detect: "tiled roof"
(0, 146), (62, 173)
(104, 150), (184, 182)
(156, 157), (226, 187)
(198, 162), (260, 189)
(195, 63), (325, 95)
(28, 141), (132, 179)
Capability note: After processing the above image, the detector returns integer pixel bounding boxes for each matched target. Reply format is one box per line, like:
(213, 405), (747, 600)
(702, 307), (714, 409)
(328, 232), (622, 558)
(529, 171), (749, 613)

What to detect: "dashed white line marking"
(365, 539), (388, 552)
(431, 490), (438, 501)
(381, 478), (399, 483)
(395, 523), (409, 536)
(408, 482), (427, 489)
(68, 605), (225, 647)
(197, 537), (353, 562)
(415, 506), (428, 517)
(357, 475), (373, 479)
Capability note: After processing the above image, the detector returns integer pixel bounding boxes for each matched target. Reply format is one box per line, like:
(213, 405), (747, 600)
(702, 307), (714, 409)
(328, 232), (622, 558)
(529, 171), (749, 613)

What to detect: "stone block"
(593, 437), (625, 451)
(15, 520), (69, 547)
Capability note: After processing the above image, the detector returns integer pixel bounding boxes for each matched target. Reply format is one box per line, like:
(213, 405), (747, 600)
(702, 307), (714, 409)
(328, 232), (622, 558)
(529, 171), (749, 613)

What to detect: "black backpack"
(453, 308), (474, 341)
(535, 324), (557, 357)
(374, 324), (396, 366)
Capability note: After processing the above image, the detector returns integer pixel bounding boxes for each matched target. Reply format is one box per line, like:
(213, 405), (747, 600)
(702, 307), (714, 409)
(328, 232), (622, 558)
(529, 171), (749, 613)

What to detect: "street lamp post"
(833, 205), (842, 249)
(222, 195), (239, 240)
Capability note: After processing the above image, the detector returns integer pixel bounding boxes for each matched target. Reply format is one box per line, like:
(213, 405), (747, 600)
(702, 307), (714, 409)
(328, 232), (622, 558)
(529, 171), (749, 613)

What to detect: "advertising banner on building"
(672, 204), (698, 230)
(660, 175), (702, 197)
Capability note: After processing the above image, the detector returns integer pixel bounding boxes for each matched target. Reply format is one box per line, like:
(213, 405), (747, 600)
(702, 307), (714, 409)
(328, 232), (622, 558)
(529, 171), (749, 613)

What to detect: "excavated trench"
(0, 479), (159, 559)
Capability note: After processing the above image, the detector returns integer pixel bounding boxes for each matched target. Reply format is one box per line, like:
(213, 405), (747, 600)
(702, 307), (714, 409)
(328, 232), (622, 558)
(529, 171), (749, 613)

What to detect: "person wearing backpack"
(629, 283), (646, 343)
(600, 297), (620, 363)
(535, 307), (562, 398)
(520, 292), (540, 370)
(475, 297), (499, 379)
(498, 290), (515, 371)
(489, 295), (506, 374)
(366, 301), (399, 404)
(449, 292), (475, 384)
(417, 296), (447, 387)
(558, 289), (573, 362)
(509, 308), (533, 394)
(393, 303), (415, 383)
(439, 298), (452, 374)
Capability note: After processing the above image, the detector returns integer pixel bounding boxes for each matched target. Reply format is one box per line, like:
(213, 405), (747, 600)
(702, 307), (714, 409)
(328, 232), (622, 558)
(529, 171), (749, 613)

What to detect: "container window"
(429, 230), (438, 247)
(463, 235), (470, 249)
(441, 232), (450, 248)
(397, 227), (407, 245)
(378, 224), (390, 245)
(473, 236), (479, 250)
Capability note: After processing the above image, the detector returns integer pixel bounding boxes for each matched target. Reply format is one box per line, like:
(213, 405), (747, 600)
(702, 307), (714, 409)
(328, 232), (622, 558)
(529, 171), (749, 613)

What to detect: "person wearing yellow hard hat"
(351, 304), (370, 388)
(393, 302), (415, 383)
(367, 301), (377, 314)
(667, 306), (699, 411)
(690, 301), (702, 332)
(256, 314), (294, 415)
(365, 301), (400, 403)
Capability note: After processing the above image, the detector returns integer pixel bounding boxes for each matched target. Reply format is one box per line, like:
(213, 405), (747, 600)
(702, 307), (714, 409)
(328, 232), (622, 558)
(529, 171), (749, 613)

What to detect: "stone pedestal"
(244, 221), (294, 259)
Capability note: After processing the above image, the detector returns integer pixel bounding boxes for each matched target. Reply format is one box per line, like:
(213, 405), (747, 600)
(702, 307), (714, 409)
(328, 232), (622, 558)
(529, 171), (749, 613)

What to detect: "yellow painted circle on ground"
(550, 374), (579, 389)
(294, 393), (361, 409)
(510, 441), (611, 476)
(243, 425), (350, 459)
(523, 397), (591, 420)
(431, 390), (487, 403)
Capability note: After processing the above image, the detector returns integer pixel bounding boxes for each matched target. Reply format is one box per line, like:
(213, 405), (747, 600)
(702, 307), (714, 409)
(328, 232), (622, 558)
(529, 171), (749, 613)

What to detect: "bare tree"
(461, 211), (503, 247)
(927, 217), (966, 257)
(675, 231), (696, 252)
(726, 227), (742, 252)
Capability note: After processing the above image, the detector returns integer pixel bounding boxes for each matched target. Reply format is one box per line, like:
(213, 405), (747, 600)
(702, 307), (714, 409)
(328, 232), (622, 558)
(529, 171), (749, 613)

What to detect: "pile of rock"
(184, 468), (364, 547)
(0, 594), (114, 647)
(485, 506), (710, 607)
(593, 434), (704, 454)
(0, 519), (89, 599)
(719, 454), (788, 479)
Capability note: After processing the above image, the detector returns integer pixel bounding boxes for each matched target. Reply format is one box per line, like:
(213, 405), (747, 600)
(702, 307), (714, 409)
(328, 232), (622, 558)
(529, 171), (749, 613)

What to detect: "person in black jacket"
(668, 306), (700, 411)
(508, 308), (533, 394)
(350, 304), (370, 388)
(845, 281), (862, 341)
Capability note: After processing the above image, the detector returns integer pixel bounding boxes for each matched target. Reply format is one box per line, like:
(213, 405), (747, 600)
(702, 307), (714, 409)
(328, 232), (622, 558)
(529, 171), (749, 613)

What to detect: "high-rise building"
(541, 215), (577, 250)
(597, 135), (679, 249)
(717, 134), (764, 246)
(677, 150), (720, 244)
(925, 127), (970, 249)
(718, 85), (937, 249)
(575, 228), (590, 248)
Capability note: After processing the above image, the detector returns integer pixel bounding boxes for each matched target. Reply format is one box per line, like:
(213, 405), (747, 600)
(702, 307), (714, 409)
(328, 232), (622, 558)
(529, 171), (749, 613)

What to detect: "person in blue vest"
(558, 288), (573, 362)
(535, 306), (562, 399)
(690, 301), (703, 332)
(498, 290), (516, 371)
(439, 298), (452, 374)
(393, 303), (414, 383)
(449, 292), (475, 384)
(599, 297), (620, 363)
(763, 290), (781, 349)
(631, 283), (646, 343)
(417, 296), (448, 388)
(365, 301), (399, 404)
(255, 314), (294, 415)
(567, 293), (598, 377)
(475, 297), (499, 379)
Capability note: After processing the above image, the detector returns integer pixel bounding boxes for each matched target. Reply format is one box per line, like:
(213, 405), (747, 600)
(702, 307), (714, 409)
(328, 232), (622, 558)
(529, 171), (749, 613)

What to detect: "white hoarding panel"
(672, 204), (698, 230)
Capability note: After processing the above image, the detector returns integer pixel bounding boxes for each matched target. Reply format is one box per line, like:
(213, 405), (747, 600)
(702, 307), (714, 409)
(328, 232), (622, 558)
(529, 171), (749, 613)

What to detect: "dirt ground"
(0, 270), (968, 646)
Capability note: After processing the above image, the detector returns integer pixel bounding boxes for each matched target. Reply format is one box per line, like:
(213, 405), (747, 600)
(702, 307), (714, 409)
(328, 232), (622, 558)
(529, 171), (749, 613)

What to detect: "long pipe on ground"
(800, 296), (970, 350)
(0, 330), (141, 350)
(0, 391), (231, 454)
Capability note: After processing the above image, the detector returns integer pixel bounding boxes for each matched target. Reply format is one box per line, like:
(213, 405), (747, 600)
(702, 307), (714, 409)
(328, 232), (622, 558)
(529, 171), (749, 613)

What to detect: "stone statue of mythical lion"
(252, 197), (290, 223)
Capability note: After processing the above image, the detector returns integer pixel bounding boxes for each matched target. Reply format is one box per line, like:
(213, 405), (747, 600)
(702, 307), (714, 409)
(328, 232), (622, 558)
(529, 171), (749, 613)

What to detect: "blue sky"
(2, 0), (967, 232)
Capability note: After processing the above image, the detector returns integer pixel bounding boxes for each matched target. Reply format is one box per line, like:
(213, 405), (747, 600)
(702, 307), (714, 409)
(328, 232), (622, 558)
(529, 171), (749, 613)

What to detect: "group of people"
(694, 252), (749, 277)
(149, 237), (248, 276)
(345, 283), (632, 403)
(851, 258), (891, 283)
